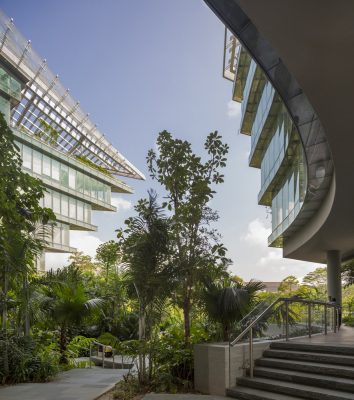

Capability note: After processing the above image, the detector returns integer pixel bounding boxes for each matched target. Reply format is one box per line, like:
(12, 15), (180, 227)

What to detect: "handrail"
(228, 297), (341, 381)
(89, 340), (116, 369)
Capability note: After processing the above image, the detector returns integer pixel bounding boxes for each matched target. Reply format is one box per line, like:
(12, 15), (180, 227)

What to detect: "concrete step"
(255, 357), (354, 379)
(263, 348), (354, 366)
(270, 341), (354, 356)
(227, 386), (303, 400)
(236, 377), (354, 400)
(253, 366), (354, 392)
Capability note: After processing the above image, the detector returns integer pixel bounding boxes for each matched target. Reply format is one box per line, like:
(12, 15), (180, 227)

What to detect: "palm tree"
(202, 278), (265, 341)
(39, 266), (103, 363)
(118, 190), (172, 382)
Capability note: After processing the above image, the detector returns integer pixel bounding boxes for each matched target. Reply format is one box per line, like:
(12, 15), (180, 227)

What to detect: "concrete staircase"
(226, 341), (354, 400)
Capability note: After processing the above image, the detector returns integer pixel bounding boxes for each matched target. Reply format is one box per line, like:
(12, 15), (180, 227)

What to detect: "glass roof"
(0, 9), (145, 180)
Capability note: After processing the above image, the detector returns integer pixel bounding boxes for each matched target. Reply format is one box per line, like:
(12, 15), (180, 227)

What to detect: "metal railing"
(229, 297), (341, 380)
(89, 340), (117, 369)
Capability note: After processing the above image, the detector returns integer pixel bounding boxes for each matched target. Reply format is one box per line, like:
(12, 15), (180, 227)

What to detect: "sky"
(1, 0), (321, 281)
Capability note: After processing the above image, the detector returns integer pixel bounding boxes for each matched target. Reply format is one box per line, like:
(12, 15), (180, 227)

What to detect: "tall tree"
(117, 191), (171, 383)
(147, 130), (229, 342)
(96, 240), (121, 282)
(0, 112), (54, 334)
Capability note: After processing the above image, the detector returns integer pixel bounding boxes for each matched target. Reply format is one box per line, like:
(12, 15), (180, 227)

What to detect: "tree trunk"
(59, 324), (68, 364)
(183, 295), (191, 344)
(223, 323), (229, 342)
(23, 273), (30, 336)
(138, 306), (146, 384)
(2, 269), (8, 331)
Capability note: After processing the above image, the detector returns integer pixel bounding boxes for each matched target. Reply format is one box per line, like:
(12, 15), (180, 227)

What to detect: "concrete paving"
(0, 367), (128, 400)
(293, 325), (354, 346)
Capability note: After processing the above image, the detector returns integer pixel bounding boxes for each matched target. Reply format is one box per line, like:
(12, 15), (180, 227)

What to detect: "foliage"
(96, 240), (121, 282)
(278, 276), (299, 295)
(38, 266), (104, 363)
(67, 335), (95, 358)
(75, 155), (112, 176)
(0, 331), (59, 384)
(202, 278), (265, 341)
(147, 130), (230, 341)
(342, 259), (354, 287)
(97, 332), (119, 348)
(36, 118), (60, 147)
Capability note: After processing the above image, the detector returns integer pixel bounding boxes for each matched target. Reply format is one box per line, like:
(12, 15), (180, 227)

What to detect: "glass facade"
(40, 188), (92, 225)
(242, 61), (307, 245)
(0, 66), (22, 102)
(15, 141), (111, 204)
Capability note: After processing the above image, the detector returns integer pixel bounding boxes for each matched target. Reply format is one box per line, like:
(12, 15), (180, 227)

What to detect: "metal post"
(333, 307), (337, 333)
(308, 303), (312, 338)
(324, 304), (327, 335)
(89, 343), (92, 368)
(249, 328), (253, 378)
(285, 301), (289, 341)
(102, 345), (105, 368)
(228, 344), (231, 388)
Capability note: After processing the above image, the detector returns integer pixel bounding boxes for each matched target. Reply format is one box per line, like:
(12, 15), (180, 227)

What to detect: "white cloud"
(227, 100), (241, 119)
(111, 196), (132, 212)
(241, 218), (271, 247)
(70, 231), (103, 258)
(238, 218), (322, 281)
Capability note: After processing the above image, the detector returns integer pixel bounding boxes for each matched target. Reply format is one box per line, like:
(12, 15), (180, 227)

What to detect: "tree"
(302, 267), (327, 300)
(342, 259), (354, 287)
(68, 251), (99, 274)
(117, 191), (172, 383)
(0, 112), (54, 336)
(278, 276), (299, 295)
(39, 266), (103, 363)
(202, 278), (265, 341)
(147, 130), (229, 342)
(96, 240), (121, 282)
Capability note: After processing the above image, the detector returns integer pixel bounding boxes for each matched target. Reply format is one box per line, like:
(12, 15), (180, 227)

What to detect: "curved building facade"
(205, 0), (354, 305)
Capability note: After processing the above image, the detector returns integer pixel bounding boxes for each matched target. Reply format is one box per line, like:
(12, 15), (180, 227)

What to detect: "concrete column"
(327, 250), (342, 305)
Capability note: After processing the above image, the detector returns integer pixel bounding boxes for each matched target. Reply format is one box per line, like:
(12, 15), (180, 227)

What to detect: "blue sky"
(1, 0), (320, 280)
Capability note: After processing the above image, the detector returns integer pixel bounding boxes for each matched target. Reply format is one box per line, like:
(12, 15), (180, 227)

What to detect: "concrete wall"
(194, 340), (271, 396)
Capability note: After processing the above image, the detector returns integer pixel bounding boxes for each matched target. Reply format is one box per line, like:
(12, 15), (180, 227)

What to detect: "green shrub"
(343, 316), (354, 326)
(112, 374), (145, 400)
(0, 332), (59, 384)
(97, 332), (119, 348)
(67, 335), (95, 357)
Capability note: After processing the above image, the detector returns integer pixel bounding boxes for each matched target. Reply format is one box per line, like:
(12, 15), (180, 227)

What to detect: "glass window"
(23, 145), (32, 170)
(44, 190), (52, 208)
(84, 175), (91, 196)
(76, 171), (84, 193)
(60, 163), (69, 186)
(33, 150), (42, 174)
(84, 203), (91, 223)
(77, 201), (84, 221)
(53, 191), (60, 214)
(43, 154), (51, 176)
(69, 168), (76, 189)
(69, 198), (76, 219)
(52, 159), (60, 181)
(61, 225), (69, 246)
(61, 194), (69, 216)
(53, 224), (61, 244)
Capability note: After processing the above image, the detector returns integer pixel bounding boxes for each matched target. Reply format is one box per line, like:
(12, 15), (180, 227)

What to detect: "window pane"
(60, 163), (69, 186)
(84, 203), (91, 223)
(61, 194), (68, 216)
(84, 175), (91, 196)
(33, 150), (42, 174)
(44, 190), (52, 208)
(53, 191), (60, 213)
(43, 155), (51, 176)
(69, 168), (76, 189)
(23, 145), (32, 169)
(61, 225), (69, 246)
(69, 198), (76, 219)
(52, 159), (60, 181)
(77, 201), (84, 221)
(76, 171), (84, 193)
(53, 225), (61, 244)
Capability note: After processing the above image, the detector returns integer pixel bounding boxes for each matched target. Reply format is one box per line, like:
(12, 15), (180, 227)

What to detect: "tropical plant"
(96, 240), (121, 282)
(202, 278), (265, 341)
(147, 130), (230, 342)
(38, 266), (103, 363)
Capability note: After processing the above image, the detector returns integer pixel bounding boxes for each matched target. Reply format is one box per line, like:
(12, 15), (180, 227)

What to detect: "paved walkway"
(293, 324), (354, 346)
(0, 367), (127, 400)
